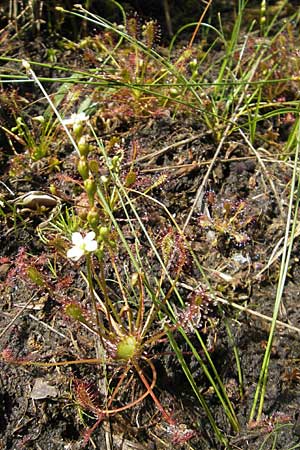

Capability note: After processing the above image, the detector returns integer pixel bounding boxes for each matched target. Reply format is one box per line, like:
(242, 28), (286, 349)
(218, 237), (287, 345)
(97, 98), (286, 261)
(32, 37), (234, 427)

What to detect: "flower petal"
(85, 240), (98, 252)
(67, 247), (84, 261)
(62, 112), (89, 127)
(61, 117), (73, 126)
(84, 231), (96, 242)
(72, 232), (83, 245)
(76, 112), (89, 122)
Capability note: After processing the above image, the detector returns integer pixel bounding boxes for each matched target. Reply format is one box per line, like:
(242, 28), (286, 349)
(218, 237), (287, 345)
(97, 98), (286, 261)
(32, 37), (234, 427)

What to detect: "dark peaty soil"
(1, 3), (300, 450)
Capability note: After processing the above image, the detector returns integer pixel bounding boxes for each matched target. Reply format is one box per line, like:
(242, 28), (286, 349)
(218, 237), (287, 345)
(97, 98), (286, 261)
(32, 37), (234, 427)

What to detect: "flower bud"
(73, 122), (84, 139)
(99, 226), (109, 241)
(77, 156), (89, 180)
(77, 135), (90, 156)
(84, 176), (96, 205)
(87, 207), (99, 228)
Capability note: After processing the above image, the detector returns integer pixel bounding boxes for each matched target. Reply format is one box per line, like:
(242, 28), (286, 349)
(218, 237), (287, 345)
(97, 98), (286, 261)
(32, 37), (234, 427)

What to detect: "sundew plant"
(1, 1), (300, 449)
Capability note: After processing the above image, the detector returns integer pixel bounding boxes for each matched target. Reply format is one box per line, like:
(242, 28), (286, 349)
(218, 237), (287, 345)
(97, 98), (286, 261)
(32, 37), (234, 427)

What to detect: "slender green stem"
(249, 113), (300, 421)
(224, 319), (244, 400)
(86, 254), (103, 338)
(93, 259), (122, 332)
(109, 249), (133, 332)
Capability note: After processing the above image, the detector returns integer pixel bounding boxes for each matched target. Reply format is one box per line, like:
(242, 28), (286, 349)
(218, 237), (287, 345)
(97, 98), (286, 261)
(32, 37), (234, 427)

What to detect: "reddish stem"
(134, 357), (176, 426)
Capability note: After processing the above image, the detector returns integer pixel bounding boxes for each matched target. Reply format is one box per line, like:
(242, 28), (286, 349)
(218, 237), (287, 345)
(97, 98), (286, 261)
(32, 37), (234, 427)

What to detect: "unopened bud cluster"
(67, 112), (115, 258)
(69, 115), (98, 221)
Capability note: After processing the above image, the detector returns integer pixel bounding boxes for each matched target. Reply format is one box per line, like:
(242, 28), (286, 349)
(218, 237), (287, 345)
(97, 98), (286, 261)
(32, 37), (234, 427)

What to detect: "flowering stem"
(93, 260), (122, 332)
(86, 254), (104, 342)
(109, 248), (133, 332)
(22, 60), (80, 156)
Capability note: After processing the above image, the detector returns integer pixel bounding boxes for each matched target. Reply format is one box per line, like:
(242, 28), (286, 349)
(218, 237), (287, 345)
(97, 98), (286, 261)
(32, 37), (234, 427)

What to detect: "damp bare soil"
(1, 6), (300, 450)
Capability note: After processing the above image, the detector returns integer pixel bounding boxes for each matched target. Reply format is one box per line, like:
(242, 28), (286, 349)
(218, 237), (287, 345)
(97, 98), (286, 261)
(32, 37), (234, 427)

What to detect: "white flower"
(67, 231), (97, 261)
(62, 112), (89, 126)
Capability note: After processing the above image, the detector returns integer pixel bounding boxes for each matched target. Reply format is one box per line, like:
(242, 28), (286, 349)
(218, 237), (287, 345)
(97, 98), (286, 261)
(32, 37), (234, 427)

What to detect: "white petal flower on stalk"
(62, 112), (89, 126)
(67, 231), (98, 261)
